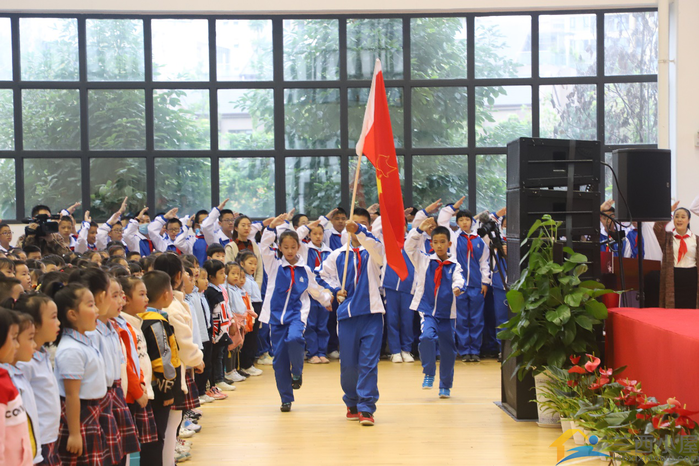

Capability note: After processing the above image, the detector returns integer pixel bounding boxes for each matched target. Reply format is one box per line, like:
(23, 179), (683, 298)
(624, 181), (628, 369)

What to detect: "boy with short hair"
(201, 198), (238, 247)
(0, 223), (11, 254)
(406, 219), (465, 398)
(438, 203), (490, 362)
(140, 270), (184, 465)
(75, 211), (99, 253)
(206, 244), (226, 262)
(323, 207), (348, 251)
(319, 207), (384, 426)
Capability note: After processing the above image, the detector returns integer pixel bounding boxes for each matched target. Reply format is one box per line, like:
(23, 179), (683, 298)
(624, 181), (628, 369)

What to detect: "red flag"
(356, 59), (408, 280)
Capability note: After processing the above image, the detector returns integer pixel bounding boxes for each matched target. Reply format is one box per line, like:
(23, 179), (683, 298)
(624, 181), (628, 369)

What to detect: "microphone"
(474, 210), (492, 225)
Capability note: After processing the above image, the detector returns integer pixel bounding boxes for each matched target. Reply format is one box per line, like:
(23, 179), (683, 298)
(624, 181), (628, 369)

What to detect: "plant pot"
(560, 417), (572, 433)
(570, 421), (585, 445)
(534, 371), (561, 427)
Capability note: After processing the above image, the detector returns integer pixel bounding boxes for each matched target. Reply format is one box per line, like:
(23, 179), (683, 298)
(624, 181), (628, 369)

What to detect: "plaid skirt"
(38, 441), (61, 466)
(110, 382), (140, 455)
(127, 402), (158, 444)
(56, 398), (108, 466)
(99, 388), (124, 465)
(171, 371), (201, 411)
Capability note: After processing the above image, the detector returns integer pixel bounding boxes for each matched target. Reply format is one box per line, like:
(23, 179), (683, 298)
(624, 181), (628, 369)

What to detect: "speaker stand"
(637, 221), (645, 308)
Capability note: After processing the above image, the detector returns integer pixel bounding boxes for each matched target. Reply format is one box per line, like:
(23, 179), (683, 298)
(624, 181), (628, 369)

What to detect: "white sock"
(163, 410), (183, 466)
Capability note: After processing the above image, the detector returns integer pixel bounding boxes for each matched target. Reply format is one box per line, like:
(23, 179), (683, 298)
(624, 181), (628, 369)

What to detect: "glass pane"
(476, 86), (532, 147)
(284, 88), (340, 149)
(283, 19), (339, 81)
(348, 156), (404, 208)
(411, 17), (467, 80)
(220, 158), (275, 218)
(0, 19), (11, 81)
(22, 89), (81, 150)
(0, 159), (15, 219)
(604, 152), (613, 201)
(216, 20), (273, 81)
(540, 84), (597, 140)
(286, 157), (342, 218)
(539, 14), (596, 77)
(348, 87), (403, 149)
(475, 15), (531, 78)
(476, 154), (506, 213)
(152, 19), (209, 81)
(0, 90), (13, 150)
(154, 89), (210, 150)
(605, 12), (658, 76)
(347, 18), (403, 80)
(20, 18), (78, 81)
(412, 155), (468, 210)
(86, 19), (145, 81)
(604, 82), (657, 144)
(24, 158), (82, 219)
(88, 89), (146, 150)
(412, 87), (467, 148)
(90, 158), (146, 221)
(155, 158), (211, 213)
(218, 89), (274, 150)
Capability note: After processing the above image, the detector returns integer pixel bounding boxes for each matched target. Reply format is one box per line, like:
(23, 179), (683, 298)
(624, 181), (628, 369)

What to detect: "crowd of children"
(0, 194), (513, 464)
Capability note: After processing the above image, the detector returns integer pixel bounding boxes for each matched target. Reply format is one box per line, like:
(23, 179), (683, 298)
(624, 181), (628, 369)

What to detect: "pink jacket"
(0, 368), (32, 466)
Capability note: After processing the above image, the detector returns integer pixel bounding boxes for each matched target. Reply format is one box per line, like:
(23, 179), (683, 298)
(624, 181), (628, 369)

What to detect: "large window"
(0, 11), (658, 221)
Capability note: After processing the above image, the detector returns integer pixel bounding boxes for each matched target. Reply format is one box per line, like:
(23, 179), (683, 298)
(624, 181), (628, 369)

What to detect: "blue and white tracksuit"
(147, 215), (191, 253)
(406, 228), (465, 389)
(381, 249), (416, 355)
(259, 228), (332, 404)
(439, 205), (491, 356)
(319, 224), (384, 414)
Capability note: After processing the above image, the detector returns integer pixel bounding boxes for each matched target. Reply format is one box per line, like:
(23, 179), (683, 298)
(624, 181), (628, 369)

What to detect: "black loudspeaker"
(500, 340), (538, 421)
(507, 189), (601, 241)
(507, 137), (601, 190)
(612, 148), (672, 222)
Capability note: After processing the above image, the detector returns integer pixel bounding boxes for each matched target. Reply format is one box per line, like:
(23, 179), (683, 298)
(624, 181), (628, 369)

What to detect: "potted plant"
(498, 214), (614, 426)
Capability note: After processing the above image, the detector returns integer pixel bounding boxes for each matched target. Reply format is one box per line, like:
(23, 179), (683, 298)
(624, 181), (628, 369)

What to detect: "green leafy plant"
(498, 214), (615, 380)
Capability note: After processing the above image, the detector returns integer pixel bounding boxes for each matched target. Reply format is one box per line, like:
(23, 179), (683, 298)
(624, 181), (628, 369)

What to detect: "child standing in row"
(15, 293), (62, 466)
(260, 215), (333, 412)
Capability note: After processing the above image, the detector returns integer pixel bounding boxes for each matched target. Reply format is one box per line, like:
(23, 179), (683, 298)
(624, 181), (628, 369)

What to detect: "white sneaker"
(243, 366), (262, 376)
(179, 428), (195, 439)
(390, 353), (403, 363)
(226, 370), (247, 382)
(328, 350), (340, 359)
(257, 353), (274, 365)
(198, 395), (212, 404)
(401, 351), (415, 363)
(216, 381), (236, 391)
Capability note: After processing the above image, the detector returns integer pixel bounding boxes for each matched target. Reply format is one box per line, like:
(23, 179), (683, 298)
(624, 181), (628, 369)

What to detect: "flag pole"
(340, 153), (363, 293)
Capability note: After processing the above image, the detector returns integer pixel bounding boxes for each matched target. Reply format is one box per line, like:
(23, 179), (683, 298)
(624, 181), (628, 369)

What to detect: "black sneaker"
(280, 402), (292, 412)
(472, 354), (481, 362)
(461, 354), (472, 363)
(291, 374), (303, 390)
(223, 377), (235, 385)
(237, 369), (250, 378)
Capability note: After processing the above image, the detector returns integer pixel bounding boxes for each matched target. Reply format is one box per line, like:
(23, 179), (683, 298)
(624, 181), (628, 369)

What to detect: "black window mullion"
(11, 17), (24, 220)
(272, 17), (286, 215)
(466, 15), (477, 213)
(597, 12), (607, 186)
(339, 18), (350, 210)
(77, 18), (91, 215)
(209, 18), (219, 207)
(144, 18), (156, 210)
(531, 13), (540, 138)
(402, 16), (412, 208)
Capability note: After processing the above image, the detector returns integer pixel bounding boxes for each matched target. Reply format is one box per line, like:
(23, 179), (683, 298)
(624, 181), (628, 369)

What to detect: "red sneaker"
(358, 412), (374, 426)
(207, 388), (228, 400)
(346, 407), (359, 421)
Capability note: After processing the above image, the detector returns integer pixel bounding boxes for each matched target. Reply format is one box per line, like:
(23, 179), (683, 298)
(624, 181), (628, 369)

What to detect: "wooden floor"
(185, 359), (583, 465)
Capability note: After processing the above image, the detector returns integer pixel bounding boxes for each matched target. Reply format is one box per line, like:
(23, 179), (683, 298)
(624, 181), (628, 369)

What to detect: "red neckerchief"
(353, 248), (362, 285)
(286, 265), (296, 293)
(312, 249), (321, 268)
(433, 258), (452, 297)
(675, 231), (690, 264)
(460, 232), (477, 254)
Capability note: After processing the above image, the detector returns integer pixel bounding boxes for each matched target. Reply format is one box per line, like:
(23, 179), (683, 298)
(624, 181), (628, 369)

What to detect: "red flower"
(584, 354), (601, 373)
(637, 398), (660, 410)
(664, 398), (699, 417)
(676, 416), (696, 430)
(652, 414), (672, 429)
(624, 394), (643, 406)
(570, 355), (581, 365)
(568, 366), (586, 374)
(567, 380), (579, 388)
(636, 413), (652, 420)
(589, 376), (611, 390)
(628, 427), (641, 435)
(618, 378), (638, 388)
(599, 368), (613, 377)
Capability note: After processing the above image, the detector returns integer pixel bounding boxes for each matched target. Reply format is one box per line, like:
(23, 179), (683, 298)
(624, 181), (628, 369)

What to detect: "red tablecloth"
(607, 308), (699, 420)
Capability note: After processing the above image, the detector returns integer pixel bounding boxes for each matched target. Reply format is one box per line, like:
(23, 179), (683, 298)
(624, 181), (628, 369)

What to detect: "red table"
(607, 308), (699, 420)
